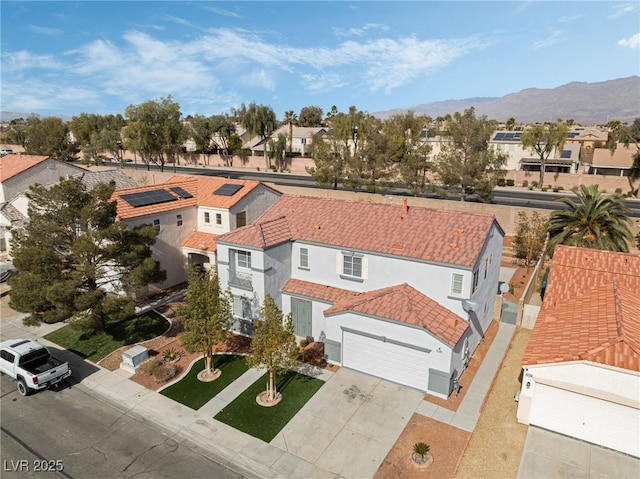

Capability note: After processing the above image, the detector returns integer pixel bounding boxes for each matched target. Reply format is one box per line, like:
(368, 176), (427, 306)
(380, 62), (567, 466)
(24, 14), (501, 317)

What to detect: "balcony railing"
(228, 269), (253, 291)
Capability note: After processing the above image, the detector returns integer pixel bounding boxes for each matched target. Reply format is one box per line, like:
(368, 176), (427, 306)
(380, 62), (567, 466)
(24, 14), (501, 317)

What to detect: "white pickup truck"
(0, 339), (72, 396)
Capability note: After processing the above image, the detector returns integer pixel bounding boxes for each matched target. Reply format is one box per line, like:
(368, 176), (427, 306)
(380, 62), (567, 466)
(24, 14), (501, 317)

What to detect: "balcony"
(228, 269), (253, 291)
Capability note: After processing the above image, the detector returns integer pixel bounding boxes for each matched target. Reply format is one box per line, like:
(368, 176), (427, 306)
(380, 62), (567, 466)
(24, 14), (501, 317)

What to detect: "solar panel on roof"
(213, 184), (243, 196)
(121, 189), (178, 207)
(169, 186), (194, 198)
(494, 133), (506, 140)
(560, 150), (571, 159)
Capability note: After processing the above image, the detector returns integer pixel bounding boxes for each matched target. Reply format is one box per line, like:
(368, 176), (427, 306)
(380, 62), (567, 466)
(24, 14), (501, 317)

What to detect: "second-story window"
(216, 213), (222, 225)
(176, 214), (183, 226)
(472, 270), (479, 293)
(204, 212), (210, 223)
(451, 273), (464, 297)
(153, 219), (160, 228)
(300, 248), (309, 269)
(237, 250), (251, 269)
(343, 254), (362, 278)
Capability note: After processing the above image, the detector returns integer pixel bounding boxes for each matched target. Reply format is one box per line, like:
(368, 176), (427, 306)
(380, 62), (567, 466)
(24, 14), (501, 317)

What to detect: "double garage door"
(529, 383), (640, 457)
(342, 330), (430, 391)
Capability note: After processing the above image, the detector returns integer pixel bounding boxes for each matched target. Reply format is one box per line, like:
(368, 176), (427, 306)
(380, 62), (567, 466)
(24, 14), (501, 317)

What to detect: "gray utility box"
(120, 345), (149, 373)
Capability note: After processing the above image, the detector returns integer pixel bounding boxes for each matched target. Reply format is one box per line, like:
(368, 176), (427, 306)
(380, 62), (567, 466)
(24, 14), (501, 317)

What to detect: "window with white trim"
(176, 214), (183, 226)
(343, 254), (362, 278)
(153, 219), (160, 227)
(233, 295), (252, 319)
(451, 273), (464, 297)
(237, 250), (251, 269)
(204, 212), (210, 223)
(300, 248), (309, 269)
(216, 213), (222, 225)
(472, 270), (479, 293)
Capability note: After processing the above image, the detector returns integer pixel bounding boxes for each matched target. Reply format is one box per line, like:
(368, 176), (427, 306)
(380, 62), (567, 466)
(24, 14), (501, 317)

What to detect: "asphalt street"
(0, 373), (247, 479)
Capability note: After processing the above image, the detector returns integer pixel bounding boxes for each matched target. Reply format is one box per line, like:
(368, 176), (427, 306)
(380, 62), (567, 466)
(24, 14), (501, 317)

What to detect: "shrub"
(139, 359), (161, 376)
(497, 178), (506, 187)
(522, 180), (528, 188)
(557, 186), (564, 191)
(152, 363), (177, 383)
(162, 347), (178, 362)
(413, 442), (430, 457)
(305, 335), (314, 344)
(299, 338), (309, 348)
(506, 179), (515, 186)
(615, 188), (623, 194)
(541, 187), (548, 192)
(532, 181), (538, 188)
(552, 186), (559, 192)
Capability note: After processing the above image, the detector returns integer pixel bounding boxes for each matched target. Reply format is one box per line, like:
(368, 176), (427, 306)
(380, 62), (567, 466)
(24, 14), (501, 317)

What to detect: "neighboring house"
(489, 130), (529, 171)
(586, 143), (639, 177)
(519, 142), (581, 174)
(244, 126), (327, 157)
(215, 196), (504, 397)
(111, 174), (281, 291)
(0, 154), (137, 256)
(517, 245), (640, 458)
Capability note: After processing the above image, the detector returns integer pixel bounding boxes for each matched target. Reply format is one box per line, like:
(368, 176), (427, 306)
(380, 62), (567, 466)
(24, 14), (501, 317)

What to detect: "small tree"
(176, 266), (233, 379)
(247, 295), (299, 404)
(513, 211), (548, 271)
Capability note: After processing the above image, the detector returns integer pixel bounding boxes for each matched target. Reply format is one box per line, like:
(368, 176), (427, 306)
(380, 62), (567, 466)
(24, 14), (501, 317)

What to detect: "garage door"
(342, 330), (430, 391)
(529, 384), (640, 457)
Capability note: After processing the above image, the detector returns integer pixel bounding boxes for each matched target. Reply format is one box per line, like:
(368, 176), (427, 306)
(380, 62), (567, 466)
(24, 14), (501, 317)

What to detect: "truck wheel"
(17, 379), (30, 396)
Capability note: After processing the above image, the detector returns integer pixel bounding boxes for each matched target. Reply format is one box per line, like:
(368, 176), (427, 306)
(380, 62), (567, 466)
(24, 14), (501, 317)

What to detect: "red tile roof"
(182, 231), (218, 252)
(218, 216), (292, 249)
(217, 195), (499, 267)
(282, 278), (362, 304)
(0, 155), (84, 181)
(523, 245), (640, 371)
(112, 174), (279, 220)
(323, 283), (468, 347)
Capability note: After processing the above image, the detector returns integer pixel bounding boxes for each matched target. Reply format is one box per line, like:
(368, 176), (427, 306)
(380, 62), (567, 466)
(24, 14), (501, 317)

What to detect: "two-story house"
(111, 174), (281, 291)
(215, 195), (504, 397)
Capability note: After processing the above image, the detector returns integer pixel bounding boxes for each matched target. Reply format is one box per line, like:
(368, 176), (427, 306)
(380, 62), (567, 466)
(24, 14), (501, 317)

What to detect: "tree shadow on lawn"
(214, 370), (324, 443)
(160, 354), (249, 410)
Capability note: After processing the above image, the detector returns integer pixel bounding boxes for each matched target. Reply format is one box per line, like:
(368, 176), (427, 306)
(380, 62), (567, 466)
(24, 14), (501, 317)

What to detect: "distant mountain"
(373, 76), (640, 125)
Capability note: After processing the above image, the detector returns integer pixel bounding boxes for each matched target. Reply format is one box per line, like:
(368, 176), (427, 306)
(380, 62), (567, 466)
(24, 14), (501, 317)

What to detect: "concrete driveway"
(271, 367), (424, 478)
(518, 427), (640, 479)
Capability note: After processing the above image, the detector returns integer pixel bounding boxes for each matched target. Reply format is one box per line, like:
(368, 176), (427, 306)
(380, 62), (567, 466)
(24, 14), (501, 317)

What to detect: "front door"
(291, 298), (312, 337)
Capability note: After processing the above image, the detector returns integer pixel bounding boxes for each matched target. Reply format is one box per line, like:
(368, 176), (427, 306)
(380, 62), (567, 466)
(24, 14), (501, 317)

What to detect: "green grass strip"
(44, 311), (168, 363)
(214, 370), (324, 442)
(161, 354), (249, 410)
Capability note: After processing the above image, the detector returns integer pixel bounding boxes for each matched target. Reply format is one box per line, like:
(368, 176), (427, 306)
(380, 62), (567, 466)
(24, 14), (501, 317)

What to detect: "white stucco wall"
(229, 185), (281, 228)
(124, 206), (197, 290)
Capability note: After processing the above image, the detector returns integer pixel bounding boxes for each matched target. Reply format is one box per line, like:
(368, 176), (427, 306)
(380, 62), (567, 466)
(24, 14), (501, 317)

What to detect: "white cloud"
(332, 23), (389, 38)
(29, 25), (64, 36)
(300, 73), (348, 93)
(532, 30), (565, 50)
(617, 32), (640, 48)
(200, 5), (242, 18)
(609, 2), (638, 19)
(1, 50), (62, 72)
(558, 15), (582, 23)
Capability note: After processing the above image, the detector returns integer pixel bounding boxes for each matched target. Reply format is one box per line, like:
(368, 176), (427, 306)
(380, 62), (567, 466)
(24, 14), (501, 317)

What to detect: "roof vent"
(402, 198), (408, 215)
(314, 224), (321, 230)
(450, 243), (457, 249)
(446, 317), (458, 328)
(457, 228), (465, 235)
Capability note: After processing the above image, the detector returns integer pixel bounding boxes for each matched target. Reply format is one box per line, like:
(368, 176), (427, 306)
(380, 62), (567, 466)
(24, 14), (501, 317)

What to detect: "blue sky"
(1, 1), (638, 120)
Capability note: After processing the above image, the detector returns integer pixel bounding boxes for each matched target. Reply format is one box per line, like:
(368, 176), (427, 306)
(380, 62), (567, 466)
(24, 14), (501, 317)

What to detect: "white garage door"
(529, 383), (640, 457)
(342, 330), (430, 391)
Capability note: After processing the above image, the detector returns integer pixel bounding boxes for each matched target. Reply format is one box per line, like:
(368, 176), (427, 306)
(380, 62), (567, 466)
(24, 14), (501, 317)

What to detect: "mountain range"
(373, 76), (640, 125)
(2, 76), (638, 126)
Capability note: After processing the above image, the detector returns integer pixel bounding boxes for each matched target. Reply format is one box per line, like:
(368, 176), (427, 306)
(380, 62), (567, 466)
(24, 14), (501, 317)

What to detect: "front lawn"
(161, 354), (250, 410)
(214, 370), (324, 442)
(44, 311), (168, 363)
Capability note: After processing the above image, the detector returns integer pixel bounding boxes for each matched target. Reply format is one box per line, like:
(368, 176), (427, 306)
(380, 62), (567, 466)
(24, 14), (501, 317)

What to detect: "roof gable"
(324, 283), (468, 346)
(0, 155), (79, 182)
(217, 195), (500, 266)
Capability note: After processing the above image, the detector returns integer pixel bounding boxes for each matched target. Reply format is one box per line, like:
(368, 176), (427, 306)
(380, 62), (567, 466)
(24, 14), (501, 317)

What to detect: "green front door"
(291, 298), (312, 337)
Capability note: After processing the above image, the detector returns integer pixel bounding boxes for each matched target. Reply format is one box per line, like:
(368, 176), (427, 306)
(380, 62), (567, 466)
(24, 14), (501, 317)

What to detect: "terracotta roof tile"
(324, 283), (468, 347)
(0, 155), (85, 181)
(182, 231), (217, 252)
(523, 245), (640, 371)
(217, 195), (499, 266)
(218, 216), (292, 249)
(282, 278), (362, 304)
(112, 174), (279, 220)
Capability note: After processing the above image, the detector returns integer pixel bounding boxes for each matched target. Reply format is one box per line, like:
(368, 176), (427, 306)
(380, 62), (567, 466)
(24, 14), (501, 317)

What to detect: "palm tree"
(283, 110), (298, 155)
(547, 184), (634, 255)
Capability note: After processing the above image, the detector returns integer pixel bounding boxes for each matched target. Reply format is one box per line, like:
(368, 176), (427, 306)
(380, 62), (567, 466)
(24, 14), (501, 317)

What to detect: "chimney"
(402, 198), (408, 215)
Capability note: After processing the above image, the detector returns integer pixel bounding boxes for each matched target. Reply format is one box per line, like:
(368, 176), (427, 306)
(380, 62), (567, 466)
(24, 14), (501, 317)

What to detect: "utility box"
(120, 345), (149, 373)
